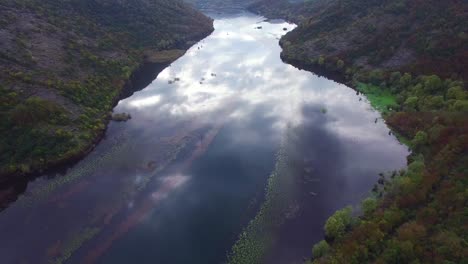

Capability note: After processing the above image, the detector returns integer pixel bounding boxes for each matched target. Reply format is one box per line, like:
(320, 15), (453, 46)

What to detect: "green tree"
(336, 59), (344, 69)
(421, 95), (444, 110)
(411, 83), (424, 97)
(312, 240), (330, 258)
(324, 206), (353, 240)
(399, 73), (412, 87)
(446, 86), (467, 100)
(369, 70), (384, 85)
(411, 131), (428, 149)
(451, 100), (468, 111)
(423, 75), (443, 92)
(390, 71), (402, 84)
(121, 66), (132, 78)
(318, 56), (325, 65)
(361, 197), (378, 216)
(403, 96), (418, 111)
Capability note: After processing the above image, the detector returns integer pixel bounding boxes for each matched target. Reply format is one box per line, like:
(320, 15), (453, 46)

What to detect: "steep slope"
(0, 0), (213, 181)
(249, 0), (468, 263)
(252, 0), (467, 80)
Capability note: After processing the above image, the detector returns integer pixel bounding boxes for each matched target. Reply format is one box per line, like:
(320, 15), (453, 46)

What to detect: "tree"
(411, 131), (428, 148)
(399, 73), (412, 87)
(403, 96), (418, 111)
(324, 206), (353, 240)
(121, 66), (132, 78)
(407, 158), (425, 175)
(318, 56), (325, 65)
(361, 197), (378, 216)
(397, 221), (427, 242)
(312, 240), (330, 258)
(369, 70), (384, 85)
(421, 95), (444, 110)
(423, 75), (443, 92)
(446, 86), (466, 100)
(336, 59), (345, 69)
(451, 100), (468, 111)
(411, 83), (424, 97)
(390, 71), (402, 85)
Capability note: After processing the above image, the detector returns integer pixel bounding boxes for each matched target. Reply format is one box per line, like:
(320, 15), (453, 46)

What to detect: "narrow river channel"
(0, 10), (408, 264)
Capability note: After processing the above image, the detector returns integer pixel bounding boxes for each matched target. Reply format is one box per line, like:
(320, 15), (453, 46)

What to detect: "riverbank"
(248, 1), (468, 263)
(0, 12), (410, 263)
(0, 0), (214, 187)
(0, 42), (211, 181)
(0, 43), (213, 210)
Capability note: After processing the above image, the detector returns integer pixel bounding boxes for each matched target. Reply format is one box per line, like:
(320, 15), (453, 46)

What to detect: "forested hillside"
(0, 0), (213, 181)
(250, 0), (468, 263)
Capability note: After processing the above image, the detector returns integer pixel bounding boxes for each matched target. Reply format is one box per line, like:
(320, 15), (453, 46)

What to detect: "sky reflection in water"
(102, 13), (408, 263)
(0, 13), (408, 264)
(118, 13), (403, 158)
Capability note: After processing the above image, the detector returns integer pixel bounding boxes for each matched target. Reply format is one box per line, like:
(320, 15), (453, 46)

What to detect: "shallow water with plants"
(0, 10), (408, 264)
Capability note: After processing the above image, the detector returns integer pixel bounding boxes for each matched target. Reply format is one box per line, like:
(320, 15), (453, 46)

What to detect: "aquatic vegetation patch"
(228, 138), (298, 264)
(18, 132), (130, 207)
(51, 227), (100, 264)
(87, 134), (196, 229)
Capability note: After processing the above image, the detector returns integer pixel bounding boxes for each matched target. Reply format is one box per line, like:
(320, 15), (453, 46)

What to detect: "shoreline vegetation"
(246, 0), (467, 263)
(0, 0), (214, 184)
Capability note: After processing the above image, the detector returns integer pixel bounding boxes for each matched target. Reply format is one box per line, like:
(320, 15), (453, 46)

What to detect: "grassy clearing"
(357, 82), (398, 114)
(356, 82), (411, 146)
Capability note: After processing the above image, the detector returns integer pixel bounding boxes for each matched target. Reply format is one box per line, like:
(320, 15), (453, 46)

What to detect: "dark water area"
(0, 9), (408, 264)
(263, 103), (407, 263)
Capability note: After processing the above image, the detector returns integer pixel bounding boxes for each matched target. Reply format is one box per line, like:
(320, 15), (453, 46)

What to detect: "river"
(0, 10), (408, 264)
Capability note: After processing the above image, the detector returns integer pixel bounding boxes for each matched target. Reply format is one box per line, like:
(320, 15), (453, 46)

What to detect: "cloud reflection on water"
(102, 12), (409, 264)
(117, 13), (392, 151)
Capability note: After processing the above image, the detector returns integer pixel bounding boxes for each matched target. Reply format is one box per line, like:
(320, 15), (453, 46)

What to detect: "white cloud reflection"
(116, 13), (405, 155)
(128, 95), (162, 109)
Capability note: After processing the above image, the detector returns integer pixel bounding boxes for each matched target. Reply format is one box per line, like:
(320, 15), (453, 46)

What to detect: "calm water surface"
(0, 12), (408, 264)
